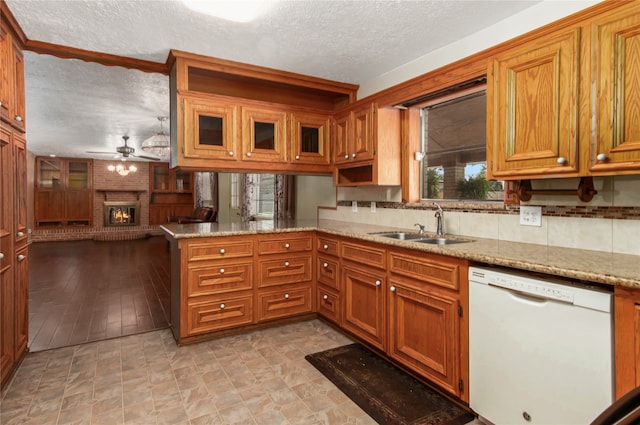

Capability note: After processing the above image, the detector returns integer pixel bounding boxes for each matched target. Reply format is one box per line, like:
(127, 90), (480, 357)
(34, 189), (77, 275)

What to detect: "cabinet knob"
(0, 101), (3, 107)
(323, 294), (328, 300)
(352, 153), (356, 158)
(17, 231), (24, 237)
(344, 154), (349, 159)
(295, 155), (300, 160)
(220, 303), (225, 309)
(323, 262), (328, 268)
(229, 151), (234, 156)
(284, 261), (289, 267)
(246, 152), (252, 157)
(220, 268), (225, 274)
(0, 253), (4, 260)
(17, 254), (25, 261)
(596, 153), (607, 161)
(284, 293), (289, 299)
(557, 157), (567, 165)
(375, 280), (381, 286)
(220, 248), (225, 254)
(323, 244), (329, 250)
(390, 286), (396, 292)
(14, 115), (22, 122)
(284, 243), (290, 249)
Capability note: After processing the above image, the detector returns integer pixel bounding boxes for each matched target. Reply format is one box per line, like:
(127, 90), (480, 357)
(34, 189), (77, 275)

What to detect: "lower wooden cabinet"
(614, 286), (640, 399)
(317, 285), (340, 324)
(0, 261), (14, 383)
(14, 245), (28, 360)
(342, 263), (386, 351)
(257, 284), (313, 322)
(186, 294), (253, 336)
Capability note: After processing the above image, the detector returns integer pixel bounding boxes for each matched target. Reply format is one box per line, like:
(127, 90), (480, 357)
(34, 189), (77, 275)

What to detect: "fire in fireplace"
(104, 202), (140, 226)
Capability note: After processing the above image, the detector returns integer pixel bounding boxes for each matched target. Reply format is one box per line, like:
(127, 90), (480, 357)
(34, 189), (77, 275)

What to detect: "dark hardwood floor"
(28, 236), (171, 352)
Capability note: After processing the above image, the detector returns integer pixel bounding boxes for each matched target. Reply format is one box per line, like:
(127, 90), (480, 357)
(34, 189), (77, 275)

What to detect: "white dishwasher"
(468, 266), (613, 425)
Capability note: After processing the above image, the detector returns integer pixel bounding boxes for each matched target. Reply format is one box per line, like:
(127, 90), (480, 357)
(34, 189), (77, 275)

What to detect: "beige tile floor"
(1, 320), (381, 424)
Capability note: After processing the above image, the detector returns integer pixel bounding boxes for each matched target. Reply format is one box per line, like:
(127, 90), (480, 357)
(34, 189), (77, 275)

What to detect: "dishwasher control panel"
(489, 273), (575, 304)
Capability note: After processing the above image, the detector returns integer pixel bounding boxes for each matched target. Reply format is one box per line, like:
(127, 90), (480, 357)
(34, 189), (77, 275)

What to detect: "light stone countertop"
(161, 219), (640, 289)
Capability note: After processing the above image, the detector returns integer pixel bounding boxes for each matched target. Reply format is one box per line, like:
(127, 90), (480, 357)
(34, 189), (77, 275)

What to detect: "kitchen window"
(419, 86), (503, 201)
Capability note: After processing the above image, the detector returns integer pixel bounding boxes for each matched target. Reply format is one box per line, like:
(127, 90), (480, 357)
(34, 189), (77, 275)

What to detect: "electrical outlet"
(520, 205), (542, 227)
(352, 201), (358, 212)
(371, 202), (376, 213)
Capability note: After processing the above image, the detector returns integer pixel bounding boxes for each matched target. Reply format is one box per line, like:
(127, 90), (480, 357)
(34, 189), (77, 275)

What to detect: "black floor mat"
(305, 343), (475, 425)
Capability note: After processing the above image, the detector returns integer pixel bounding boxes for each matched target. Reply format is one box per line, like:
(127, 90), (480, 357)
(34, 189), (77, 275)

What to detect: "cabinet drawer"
(187, 261), (253, 296)
(257, 284), (313, 321)
(317, 255), (339, 290)
(317, 235), (339, 256)
(258, 234), (313, 255)
(187, 238), (254, 261)
(389, 252), (461, 291)
(186, 294), (253, 336)
(317, 285), (341, 324)
(258, 255), (312, 288)
(341, 241), (386, 269)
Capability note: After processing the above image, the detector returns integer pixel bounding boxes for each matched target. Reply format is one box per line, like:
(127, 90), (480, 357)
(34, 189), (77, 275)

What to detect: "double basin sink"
(371, 232), (472, 245)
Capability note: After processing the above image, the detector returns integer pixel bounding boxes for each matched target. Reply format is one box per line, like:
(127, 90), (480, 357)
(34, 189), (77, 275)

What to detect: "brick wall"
(32, 159), (164, 242)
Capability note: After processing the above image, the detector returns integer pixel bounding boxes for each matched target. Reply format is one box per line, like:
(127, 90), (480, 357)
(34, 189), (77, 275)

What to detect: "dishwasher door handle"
(488, 282), (572, 305)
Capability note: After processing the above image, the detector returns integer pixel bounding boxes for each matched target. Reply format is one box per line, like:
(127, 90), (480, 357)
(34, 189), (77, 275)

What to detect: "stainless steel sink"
(414, 237), (470, 245)
(373, 232), (423, 240)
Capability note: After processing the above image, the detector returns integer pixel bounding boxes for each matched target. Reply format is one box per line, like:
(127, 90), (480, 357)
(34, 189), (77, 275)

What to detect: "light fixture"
(141, 116), (170, 157)
(182, 0), (278, 23)
(108, 163), (137, 177)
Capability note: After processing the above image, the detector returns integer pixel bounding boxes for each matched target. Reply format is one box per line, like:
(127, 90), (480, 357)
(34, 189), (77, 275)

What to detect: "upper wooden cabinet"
(487, 28), (581, 179)
(169, 50), (357, 174)
(333, 103), (401, 186)
(0, 26), (25, 132)
(590, 8), (640, 174)
(149, 162), (194, 225)
(487, 2), (640, 180)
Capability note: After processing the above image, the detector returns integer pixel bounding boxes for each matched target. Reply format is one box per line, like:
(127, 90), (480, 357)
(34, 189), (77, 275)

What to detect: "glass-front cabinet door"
(290, 112), (331, 166)
(241, 106), (286, 162)
(175, 169), (192, 192)
(67, 160), (90, 190)
(182, 95), (238, 161)
(152, 163), (170, 191)
(37, 157), (63, 189)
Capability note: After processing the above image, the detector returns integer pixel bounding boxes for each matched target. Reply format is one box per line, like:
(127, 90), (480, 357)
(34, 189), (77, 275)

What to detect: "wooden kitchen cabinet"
(0, 25), (25, 132)
(149, 162), (194, 225)
(35, 157), (92, 228)
(613, 286), (640, 400)
(290, 111), (331, 169)
(341, 239), (387, 351)
(12, 132), (26, 246)
(241, 105), (287, 163)
(317, 234), (341, 324)
(388, 249), (469, 400)
(180, 95), (238, 164)
(14, 245), (28, 361)
(590, 7), (640, 174)
(486, 27), (581, 179)
(333, 103), (401, 186)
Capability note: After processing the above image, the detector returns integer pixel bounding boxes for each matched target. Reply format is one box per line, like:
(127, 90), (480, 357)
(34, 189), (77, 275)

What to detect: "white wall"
(358, 0), (600, 98)
(295, 175), (337, 220)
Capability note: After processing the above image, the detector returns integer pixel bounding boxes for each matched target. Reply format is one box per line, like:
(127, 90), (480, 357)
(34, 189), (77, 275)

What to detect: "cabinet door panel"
(257, 284), (313, 322)
(342, 264), (385, 350)
(592, 10), (640, 172)
(317, 285), (341, 324)
(13, 133), (27, 245)
(258, 255), (312, 288)
(14, 246), (28, 359)
(332, 112), (350, 164)
(186, 295), (253, 336)
(317, 255), (339, 290)
(187, 261), (253, 296)
(186, 238), (254, 261)
(0, 265), (14, 383)
(241, 107), (286, 162)
(487, 29), (580, 178)
(290, 112), (331, 165)
(257, 234), (313, 255)
(182, 96), (238, 161)
(352, 105), (375, 163)
(0, 28), (12, 122)
(388, 280), (459, 396)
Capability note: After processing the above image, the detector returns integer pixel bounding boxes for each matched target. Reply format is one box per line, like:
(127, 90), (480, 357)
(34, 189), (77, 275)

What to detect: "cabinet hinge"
(458, 305), (463, 317)
(459, 379), (465, 392)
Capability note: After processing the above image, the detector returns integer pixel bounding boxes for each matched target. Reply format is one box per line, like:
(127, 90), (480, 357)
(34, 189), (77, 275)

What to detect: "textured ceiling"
(6, 0), (543, 161)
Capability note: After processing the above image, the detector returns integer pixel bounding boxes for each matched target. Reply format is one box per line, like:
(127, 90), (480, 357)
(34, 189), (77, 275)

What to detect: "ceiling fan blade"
(131, 153), (160, 161)
(86, 151), (117, 154)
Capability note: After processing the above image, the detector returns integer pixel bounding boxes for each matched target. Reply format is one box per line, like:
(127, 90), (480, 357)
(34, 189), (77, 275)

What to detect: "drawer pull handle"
(557, 157), (567, 165)
(375, 280), (381, 286)
(17, 231), (24, 237)
(352, 153), (356, 158)
(220, 303), (225, 309)
(0, 253), (4, 260)
(344, 154), (349, 159)
(284, 293), (289, 299)
(390, 286), (396, 292)
(295, 155), (300, 160)
(285, 243), (290, 249)
(323, 294), (328, 300)
(15, 115), (23, 122)
(596, 153), (607, 161)
(246, 152), (252, 157)
(284, 261), (289, 267)
(229, 151), (234, 156)
(17, 254), (25, 261)
(323, 262), (328, 268)
(323, 244), (329, 250)
(220, 268), (225, 274)
(220, 248), (225, 254)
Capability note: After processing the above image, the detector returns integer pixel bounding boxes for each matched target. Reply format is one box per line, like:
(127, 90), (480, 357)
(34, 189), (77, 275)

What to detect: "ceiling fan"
(86, 136), (160, 161)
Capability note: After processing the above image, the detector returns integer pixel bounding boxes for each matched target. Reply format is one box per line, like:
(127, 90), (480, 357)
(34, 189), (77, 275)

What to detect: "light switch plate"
(371, 202), (376, 213)
(520, 205), (542, 227)
(352, 201), (357, 212)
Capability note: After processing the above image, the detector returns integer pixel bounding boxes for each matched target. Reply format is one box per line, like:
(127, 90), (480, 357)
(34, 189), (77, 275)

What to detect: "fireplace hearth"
(104, 202), (140, 226)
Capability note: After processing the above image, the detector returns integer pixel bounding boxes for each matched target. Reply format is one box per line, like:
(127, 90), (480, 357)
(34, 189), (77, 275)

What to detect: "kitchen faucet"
(433, 202), (444, 236)
(414, 223), (426, 235)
